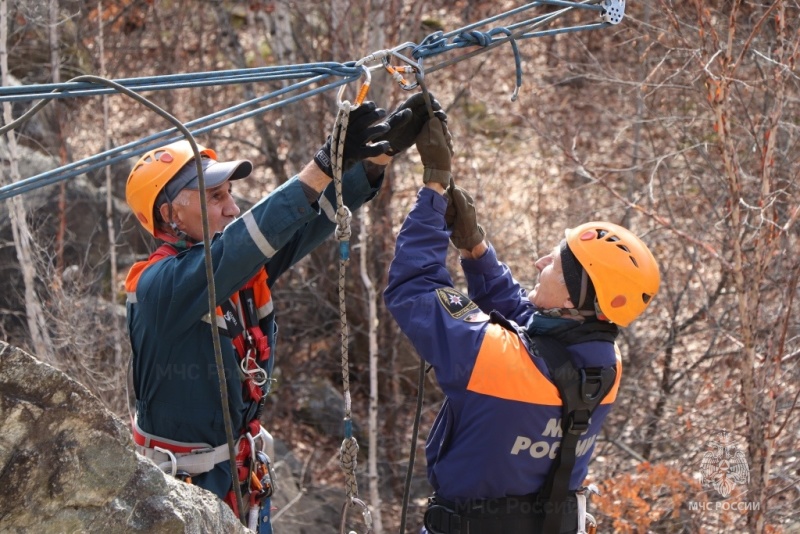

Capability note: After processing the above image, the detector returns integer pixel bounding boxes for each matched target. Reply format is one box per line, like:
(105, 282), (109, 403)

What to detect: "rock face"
(0, 342), (249, 534)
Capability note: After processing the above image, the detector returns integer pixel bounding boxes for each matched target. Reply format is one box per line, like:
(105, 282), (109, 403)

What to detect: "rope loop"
(413, 26), (522, 101)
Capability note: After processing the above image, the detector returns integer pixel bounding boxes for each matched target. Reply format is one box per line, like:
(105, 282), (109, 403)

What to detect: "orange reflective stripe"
(467, 324), (562, 405)
(125, 244), (179, 293)
(466, 324), (623, 406)
(125, 260), (150, 293)
(212, 268), (272, 323)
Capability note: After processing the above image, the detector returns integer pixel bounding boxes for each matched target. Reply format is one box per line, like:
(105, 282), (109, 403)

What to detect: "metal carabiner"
(240, 349), (268, 386)
(154, 446), (178, 478)
(337, 64), (371, 109)
(381, 56), (418, 91)
(577, 484), (600, 534)
(339, 497), (374, 534)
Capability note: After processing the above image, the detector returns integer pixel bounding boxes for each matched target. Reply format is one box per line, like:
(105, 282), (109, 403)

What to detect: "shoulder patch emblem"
(435, 287), (478, 319)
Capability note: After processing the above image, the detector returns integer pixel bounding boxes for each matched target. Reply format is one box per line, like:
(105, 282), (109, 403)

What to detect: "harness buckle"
(153, 445), (178, 477)
(579, 368), (605, 402)
(423, 503), (461, 534)
(567, 410), (590, 435)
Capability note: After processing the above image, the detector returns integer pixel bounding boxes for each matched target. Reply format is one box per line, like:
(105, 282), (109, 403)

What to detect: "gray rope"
(330, 102), (359, 499)
(58, 75), (246, 525)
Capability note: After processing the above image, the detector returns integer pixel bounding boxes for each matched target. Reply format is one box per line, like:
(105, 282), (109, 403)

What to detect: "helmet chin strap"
(538, 307), (596, 320)
(169, 221), (191, 242)
(155, 201), (193, 245)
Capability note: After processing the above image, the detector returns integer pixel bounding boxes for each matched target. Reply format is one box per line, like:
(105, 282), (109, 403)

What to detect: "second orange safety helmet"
(565, 222), (660, 327)
(125, 140), (218, 236)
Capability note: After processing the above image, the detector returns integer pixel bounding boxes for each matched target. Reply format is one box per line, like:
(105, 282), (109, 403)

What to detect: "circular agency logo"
(700, 431), (750, 498)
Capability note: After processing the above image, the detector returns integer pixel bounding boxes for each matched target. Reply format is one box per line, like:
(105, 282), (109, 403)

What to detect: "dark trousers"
(423, 493), (578, 534)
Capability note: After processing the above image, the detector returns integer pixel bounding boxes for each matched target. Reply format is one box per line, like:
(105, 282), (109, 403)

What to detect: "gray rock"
(0, 341), (249, 534)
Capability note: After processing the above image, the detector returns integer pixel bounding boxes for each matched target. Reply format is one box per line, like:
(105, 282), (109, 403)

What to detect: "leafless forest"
(0, 1), (798, 533)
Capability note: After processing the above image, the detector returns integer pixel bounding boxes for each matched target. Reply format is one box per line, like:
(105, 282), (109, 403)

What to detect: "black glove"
(445, 184), (485, 250)
(314, 101), (394, 178)
(415, 117), (453, 187)
(375, 93), (446, 156)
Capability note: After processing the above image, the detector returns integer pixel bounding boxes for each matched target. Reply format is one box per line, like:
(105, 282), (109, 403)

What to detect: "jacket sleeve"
(384, 187), (490, 392)
(135, 164), (381, 333)
(264, 162), (381, 283)
(460, 244), (535, 325)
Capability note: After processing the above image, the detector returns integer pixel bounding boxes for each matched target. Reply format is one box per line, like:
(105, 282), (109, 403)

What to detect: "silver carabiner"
(154, 446), (178, 477)
(339, 497), (373, 534)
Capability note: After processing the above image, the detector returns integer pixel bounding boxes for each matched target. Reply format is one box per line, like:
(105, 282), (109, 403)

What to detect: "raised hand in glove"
(375, 93), (447, 156)
(445, 184), (486, 250)
(415, 116), (454, 187)
(314, 101), (406, 178)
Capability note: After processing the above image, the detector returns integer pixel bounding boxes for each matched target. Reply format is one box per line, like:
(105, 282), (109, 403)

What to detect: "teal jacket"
(126, 164), (381, 496)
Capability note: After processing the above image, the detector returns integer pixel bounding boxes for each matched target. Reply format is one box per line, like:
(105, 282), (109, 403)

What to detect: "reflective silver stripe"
(258, 299), (274, 319)
(202, 299), (271, 327)
(202, 313), (229, 331)
(318, 194), (336, 223)
(242, 211), (277, 259)
(127, 292), (138, 304)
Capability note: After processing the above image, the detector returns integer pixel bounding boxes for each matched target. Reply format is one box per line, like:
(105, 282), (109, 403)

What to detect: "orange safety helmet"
(125, 140), (217, 236)
(565, 222), (660, 327)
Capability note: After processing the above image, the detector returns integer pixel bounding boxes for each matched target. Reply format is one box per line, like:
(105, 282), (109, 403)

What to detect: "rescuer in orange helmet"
(385, 116), (660, 534)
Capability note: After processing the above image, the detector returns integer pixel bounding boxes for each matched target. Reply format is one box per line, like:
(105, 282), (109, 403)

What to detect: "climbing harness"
(128, 243), (278, 532)
(531, 335), (616, 534)
(419, 312), (616, 534)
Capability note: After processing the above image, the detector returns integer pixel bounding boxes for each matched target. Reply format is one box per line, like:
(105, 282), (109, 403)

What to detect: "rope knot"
(335, 205), (353, 242)
(340, 436), (360, 498)
(457, 30), (492, 47)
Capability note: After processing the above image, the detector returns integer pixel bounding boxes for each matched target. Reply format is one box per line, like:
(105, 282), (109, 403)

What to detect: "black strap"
(423, 493), (578, 534)
(532, 335), (616, 534)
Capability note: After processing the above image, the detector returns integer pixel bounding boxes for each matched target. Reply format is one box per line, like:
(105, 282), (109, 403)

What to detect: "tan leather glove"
(415, 117), (453, 187)
(445, 184), (485, 250)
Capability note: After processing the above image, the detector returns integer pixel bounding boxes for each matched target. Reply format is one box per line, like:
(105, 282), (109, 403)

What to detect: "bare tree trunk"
(260, 1), (308, 175)
(210, 0), (287, 185)
(359, 206), (383, 534)
(1, 0), (54, 362)
(50, 0), (66, 281)
(98, 0), (123, 368)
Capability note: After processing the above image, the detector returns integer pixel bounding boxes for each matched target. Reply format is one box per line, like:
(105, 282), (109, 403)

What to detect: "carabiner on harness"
(577, 484), (600, 534)
(247, 426), (277, 492)
(240, 348), (269, 386)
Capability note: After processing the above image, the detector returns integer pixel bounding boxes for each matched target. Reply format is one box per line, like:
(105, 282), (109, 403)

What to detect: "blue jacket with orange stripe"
(125, 164), (381, 497)
(384, 187), (621, 502)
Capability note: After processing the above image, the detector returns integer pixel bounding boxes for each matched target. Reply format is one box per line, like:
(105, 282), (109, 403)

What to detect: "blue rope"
(414, 27), (522, 101)
(0, 0), (618, 201)
(0, 63), (362, 102)
(0, 74), (358, 199)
